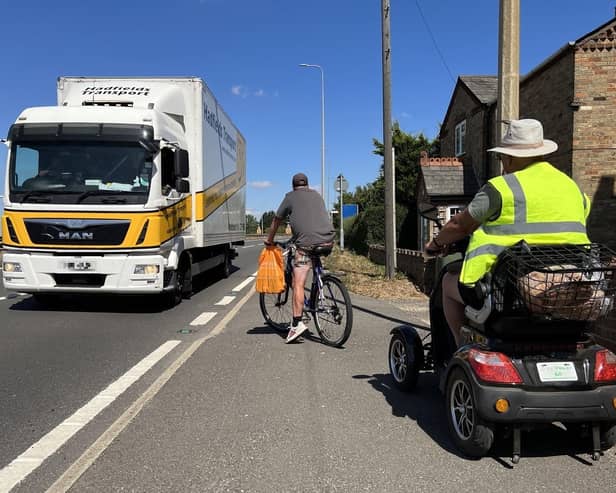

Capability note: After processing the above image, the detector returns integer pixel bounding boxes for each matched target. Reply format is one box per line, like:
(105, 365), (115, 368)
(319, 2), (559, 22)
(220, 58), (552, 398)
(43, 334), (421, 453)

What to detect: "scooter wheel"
(446, 368), (494, 458)
(600, 422), (616, 451)
(388, 332), (422, 391)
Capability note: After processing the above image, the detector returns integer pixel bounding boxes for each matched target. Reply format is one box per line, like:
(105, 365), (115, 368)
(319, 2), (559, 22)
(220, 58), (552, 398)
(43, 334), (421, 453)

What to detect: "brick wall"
(572, 41), (616, 247)
(368, 245), (426, 288)
(520, 49), (576, 175)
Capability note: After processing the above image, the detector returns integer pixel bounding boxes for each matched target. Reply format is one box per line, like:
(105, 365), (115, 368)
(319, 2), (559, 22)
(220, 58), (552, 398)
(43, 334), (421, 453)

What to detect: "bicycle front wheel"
(313, 275), (353, 347)
(259, 288), (293, 332)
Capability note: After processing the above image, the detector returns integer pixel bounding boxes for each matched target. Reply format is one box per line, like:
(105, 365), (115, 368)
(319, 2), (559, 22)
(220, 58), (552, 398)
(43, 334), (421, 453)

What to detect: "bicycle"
(259, 240), (353, 347)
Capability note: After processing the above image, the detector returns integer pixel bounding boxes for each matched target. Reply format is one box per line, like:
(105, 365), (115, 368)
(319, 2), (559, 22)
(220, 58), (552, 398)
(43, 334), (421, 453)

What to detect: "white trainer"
(286, 321), (308, 343)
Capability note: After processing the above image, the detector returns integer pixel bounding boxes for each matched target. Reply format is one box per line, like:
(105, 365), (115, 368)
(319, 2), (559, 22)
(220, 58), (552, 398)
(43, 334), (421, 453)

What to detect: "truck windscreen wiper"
(20, 191), (52, 203)
(75, 190), (128, 203)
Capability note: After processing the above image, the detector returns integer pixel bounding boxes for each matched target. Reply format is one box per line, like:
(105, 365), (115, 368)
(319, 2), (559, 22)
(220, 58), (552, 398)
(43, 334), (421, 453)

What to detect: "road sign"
(335, 175), (348, 192)
(342, 204), (358, 219)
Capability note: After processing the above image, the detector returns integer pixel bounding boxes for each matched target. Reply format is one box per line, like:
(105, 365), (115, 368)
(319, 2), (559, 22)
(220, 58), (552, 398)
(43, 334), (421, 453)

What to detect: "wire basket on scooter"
(491, 243), (616, 322)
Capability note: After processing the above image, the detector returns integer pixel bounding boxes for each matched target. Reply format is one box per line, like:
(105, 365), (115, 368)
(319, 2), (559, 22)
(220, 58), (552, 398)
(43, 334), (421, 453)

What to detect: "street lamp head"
(299, 63), (321, 70)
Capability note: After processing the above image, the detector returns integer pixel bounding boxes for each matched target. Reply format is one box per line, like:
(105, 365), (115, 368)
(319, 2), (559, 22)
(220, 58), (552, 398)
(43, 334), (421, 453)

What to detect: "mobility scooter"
(388, 203), (616, 463)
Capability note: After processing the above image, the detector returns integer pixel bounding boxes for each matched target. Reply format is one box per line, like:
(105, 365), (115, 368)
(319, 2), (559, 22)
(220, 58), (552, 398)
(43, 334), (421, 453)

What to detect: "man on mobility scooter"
(388, 119), (616, 463)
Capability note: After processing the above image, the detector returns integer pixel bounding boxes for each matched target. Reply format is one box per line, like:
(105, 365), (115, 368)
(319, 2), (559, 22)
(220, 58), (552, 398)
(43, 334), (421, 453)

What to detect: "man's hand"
(424, 239), (445, 257)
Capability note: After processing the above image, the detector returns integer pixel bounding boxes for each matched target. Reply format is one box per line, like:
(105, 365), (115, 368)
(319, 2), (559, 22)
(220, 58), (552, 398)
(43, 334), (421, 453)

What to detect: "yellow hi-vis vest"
(459, 161), (590, 286)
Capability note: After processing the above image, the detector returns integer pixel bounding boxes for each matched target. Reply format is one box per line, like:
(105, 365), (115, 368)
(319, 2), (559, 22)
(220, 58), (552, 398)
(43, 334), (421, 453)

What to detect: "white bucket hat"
(487, 119), (558, 157)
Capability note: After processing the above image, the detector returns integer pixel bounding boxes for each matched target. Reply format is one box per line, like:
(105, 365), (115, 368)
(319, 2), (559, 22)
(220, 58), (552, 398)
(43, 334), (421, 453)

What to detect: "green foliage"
(246, 214), (259, 234)
(343, 122), (437, 253)
(261, 210), (277, 230)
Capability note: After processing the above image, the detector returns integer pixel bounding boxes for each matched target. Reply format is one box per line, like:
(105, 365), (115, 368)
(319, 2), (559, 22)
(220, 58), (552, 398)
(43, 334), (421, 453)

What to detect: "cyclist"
(265, 172), (335, 343)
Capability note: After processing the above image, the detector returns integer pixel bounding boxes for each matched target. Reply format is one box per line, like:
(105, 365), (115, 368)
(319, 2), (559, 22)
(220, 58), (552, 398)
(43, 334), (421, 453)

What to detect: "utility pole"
(381, 0), (396, 279)
(494, 0), (520, 177)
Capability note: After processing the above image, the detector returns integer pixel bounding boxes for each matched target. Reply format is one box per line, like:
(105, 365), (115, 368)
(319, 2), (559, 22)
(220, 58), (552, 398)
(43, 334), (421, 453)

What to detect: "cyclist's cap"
(292, 173), (308, 187)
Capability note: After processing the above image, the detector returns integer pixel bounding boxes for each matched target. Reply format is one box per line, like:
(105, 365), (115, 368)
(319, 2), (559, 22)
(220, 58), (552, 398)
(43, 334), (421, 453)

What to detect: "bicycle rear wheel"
(259, 288), (293, 332)
(313, 275), (353, 347)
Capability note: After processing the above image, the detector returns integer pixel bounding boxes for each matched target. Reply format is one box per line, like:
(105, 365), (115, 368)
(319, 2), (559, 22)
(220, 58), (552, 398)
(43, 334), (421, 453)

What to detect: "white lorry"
(1, 77), (246, 306)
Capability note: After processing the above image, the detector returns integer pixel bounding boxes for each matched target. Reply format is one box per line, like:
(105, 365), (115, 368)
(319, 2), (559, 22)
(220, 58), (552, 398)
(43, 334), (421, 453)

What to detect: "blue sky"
(1, 0), (615, 218)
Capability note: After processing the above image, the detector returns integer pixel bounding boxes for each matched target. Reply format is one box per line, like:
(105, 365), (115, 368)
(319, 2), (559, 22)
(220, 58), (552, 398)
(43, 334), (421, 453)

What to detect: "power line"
(414, 0), (456, 83)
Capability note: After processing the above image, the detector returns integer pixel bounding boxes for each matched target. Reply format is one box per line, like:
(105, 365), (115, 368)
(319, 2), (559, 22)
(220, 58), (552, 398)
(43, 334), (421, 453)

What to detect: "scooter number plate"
(536, 362), (577, 382)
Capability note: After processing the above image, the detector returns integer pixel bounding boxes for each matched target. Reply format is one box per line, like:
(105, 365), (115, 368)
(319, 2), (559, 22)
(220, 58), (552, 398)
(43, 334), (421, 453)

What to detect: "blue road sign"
(342, 204), (358, 219)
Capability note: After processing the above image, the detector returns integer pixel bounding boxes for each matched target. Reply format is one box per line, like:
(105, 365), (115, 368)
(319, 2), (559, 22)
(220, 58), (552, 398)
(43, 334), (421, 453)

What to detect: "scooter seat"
(483, 314), (586, 341)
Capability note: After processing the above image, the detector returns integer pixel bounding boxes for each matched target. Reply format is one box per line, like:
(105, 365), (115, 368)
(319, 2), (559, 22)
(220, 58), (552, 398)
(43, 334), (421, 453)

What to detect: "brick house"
(433, 14), (616, 248)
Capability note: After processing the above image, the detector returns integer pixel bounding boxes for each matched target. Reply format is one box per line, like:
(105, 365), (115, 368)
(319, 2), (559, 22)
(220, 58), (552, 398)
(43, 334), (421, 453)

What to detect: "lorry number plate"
(537, 362), (577, 382)
(66, 261), (93, 271)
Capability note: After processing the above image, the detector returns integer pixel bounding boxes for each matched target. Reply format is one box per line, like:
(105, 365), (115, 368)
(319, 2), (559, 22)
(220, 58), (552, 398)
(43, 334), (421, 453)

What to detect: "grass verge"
(323, 247), (425, 300)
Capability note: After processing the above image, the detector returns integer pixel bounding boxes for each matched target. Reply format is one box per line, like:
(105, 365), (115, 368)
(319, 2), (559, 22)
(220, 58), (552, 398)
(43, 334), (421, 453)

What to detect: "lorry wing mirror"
(174, 149), (189, 178)
(175, 178), (190, 194)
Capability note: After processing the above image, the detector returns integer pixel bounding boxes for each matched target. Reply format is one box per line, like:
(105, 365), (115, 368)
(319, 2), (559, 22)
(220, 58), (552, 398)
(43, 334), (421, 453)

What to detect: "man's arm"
(265, 216), (283, 245)
(425, 209), (480, 252)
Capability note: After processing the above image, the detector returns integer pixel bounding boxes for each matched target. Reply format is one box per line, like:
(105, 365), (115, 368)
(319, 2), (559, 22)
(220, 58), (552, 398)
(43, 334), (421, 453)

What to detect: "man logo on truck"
(59, 232), (94, 240)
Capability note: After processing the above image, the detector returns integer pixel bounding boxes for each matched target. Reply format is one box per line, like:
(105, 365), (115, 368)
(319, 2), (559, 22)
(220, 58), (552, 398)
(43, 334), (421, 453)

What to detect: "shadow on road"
(354, 372), (600, 465)
(247, 324), (348, 348)
(7, 265), (240, 314)
(353, 372), (459, 456)
(351, 302), (430, 331)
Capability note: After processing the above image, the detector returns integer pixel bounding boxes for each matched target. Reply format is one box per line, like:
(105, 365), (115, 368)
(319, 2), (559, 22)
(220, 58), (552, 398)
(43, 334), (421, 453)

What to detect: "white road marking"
(215, 296), (235, 306)
(0, 297), (6, 301)
(46, 286), (257, 493)
(0, 340), (180, 492)
(189, 312), (217, 326)
(252, 270), (258, 277)
(232, 276), (255, 292)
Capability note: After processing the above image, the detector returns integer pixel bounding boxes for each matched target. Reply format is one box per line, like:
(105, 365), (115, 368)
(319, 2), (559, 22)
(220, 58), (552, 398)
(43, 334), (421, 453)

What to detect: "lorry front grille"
(52, 273), (106, 287)
(24, 219), (130, 246)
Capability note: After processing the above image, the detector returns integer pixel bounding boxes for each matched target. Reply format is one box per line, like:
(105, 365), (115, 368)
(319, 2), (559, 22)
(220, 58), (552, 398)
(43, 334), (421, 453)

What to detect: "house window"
(446, 205), (464, 222)
(455, 120), (466, 156)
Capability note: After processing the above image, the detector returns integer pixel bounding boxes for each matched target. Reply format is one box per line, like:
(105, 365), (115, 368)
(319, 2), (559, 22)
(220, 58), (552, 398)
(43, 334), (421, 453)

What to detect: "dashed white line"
(0, 297), (6, 301)
(232, 276), (255, 292)
(190, 312), (217, 326)
(46, 286), (257, 493)
(215, 296), (235, 306)
(0, 340), (180, 492)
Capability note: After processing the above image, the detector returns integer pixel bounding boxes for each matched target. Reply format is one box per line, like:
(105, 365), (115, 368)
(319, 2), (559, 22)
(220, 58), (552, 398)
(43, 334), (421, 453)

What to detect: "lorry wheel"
(165, 259), (191, 308)
(219, 249), (232, 278)
(446, 368), (494, 458)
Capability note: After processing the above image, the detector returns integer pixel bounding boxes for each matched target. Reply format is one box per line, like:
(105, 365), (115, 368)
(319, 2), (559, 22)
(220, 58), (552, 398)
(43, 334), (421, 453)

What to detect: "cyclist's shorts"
(292, 248), (313, 271)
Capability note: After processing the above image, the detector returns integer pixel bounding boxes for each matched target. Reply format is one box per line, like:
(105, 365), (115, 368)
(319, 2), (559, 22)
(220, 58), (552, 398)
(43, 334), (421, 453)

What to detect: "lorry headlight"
(3, 262), (23, 273)
(134, 264), (160, 275)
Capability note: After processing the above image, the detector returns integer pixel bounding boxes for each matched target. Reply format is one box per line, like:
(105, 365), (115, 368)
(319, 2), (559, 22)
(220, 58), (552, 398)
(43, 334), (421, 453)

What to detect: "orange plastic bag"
(256, 246), (286, 293)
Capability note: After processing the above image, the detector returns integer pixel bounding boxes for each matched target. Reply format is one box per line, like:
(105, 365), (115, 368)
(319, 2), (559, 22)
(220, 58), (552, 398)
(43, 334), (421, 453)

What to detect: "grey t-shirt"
(467, 183), (502, 223)
(275, 187), (335, 248)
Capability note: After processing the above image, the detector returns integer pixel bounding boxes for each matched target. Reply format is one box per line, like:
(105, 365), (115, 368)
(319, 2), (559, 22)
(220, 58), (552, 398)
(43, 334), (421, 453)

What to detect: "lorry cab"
(2, 77), (246, 306)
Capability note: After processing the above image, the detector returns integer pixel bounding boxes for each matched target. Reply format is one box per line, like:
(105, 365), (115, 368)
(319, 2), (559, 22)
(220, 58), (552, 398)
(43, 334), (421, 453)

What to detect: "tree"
(261, 210), (277, 231)
(246, 214), (258, 234)
(345, 122), (437, 252)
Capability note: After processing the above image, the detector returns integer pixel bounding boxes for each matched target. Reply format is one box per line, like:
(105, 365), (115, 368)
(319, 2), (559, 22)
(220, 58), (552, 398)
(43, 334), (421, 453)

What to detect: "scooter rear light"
(468, 349), (523, 384)
(594, 349), (616, 383)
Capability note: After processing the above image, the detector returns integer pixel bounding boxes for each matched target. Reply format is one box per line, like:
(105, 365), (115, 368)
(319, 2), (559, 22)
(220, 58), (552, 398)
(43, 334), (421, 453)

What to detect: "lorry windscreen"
(8, 141), (153, 205)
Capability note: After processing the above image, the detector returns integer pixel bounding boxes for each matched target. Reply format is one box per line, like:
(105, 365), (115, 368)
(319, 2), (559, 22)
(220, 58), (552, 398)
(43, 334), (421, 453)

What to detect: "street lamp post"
(335, 174), (348, 251)
(299, 63), (326, 207)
